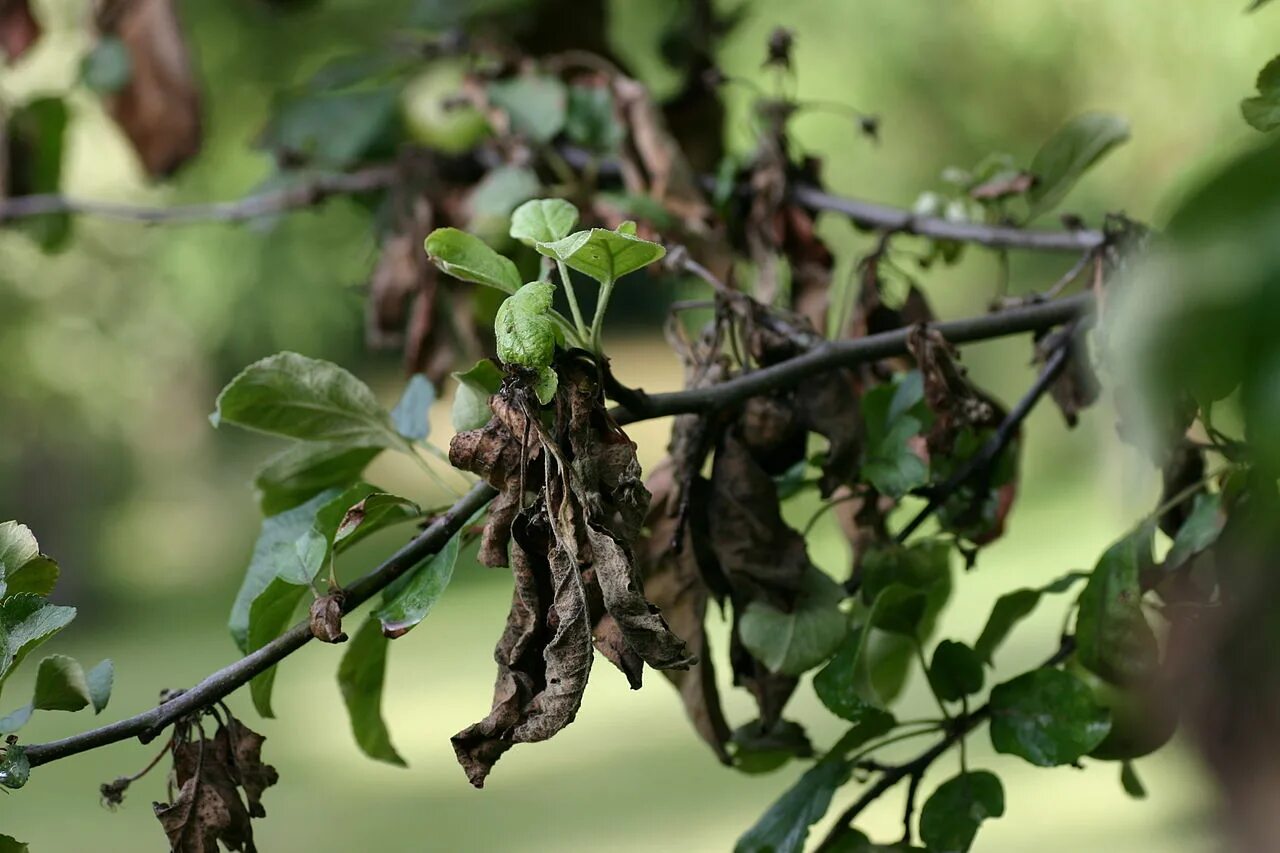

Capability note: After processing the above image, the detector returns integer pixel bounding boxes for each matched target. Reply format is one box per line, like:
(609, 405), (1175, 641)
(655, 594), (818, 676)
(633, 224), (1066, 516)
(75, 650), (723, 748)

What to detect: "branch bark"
(21, 292), (1094, 770)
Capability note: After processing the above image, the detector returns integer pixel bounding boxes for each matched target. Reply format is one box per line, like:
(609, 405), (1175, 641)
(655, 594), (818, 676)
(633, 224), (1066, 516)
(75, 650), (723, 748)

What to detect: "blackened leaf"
(919, 770), (1005, 853)
(425, 227), (522, 295)
(973, 571), (1088, 664)
(509, 198), (578, 245)
(391, 374), (435, 442)
(374, 526), (462, 638)
(0, 594), (76, 698)
(31, 654), (90, 712)
(1164, 492), (1225, 569)
(487, 75), (567, 143)
(86, 659), (113, 713)
(740, 567), (847, 676)
(928, 640), (984, 703)
(495, 282), (557, 369)
(338, 617), (406, 766)
(258, 86), (397, 168)
(451, 359), (504, 432)
(95, 0), (202, 177)
(1242, 55), (1280, 132)
(535, 227), (666, 284)
(0, 521), (58, 598)
(1026, 112), (1130, 219)
(1120, 760), (1146, 799)
(254, 442), (381, 516)
(1075, 526), (1158, 684)
(211, 352), (408, 451)
(989, 668), (1111, 766)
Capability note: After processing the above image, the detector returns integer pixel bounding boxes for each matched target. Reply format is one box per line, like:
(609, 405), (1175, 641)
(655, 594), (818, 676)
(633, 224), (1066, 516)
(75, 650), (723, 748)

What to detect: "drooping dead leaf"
(94, 0), (202, 177)
(153, 720), (264, 853)
(222, 715), (278, 819)
(1035, 323), (1100, 428)
(907, 324), (993, 456)
(308, 592), (347, 644)
(0, 0), (39, 65)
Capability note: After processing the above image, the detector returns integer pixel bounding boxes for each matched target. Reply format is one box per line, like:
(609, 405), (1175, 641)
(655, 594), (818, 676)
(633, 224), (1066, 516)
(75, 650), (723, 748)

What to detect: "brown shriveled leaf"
(730, 623), (799, 729)
(94, 0), (202, 177)
(907, 324), (993, 456)
(0, 0), (39, 64)
(222, 715), (278, 819)
(969, 170), (1035, 201)
(308, 593), (347, 644)
(154, 729), (255, 853)
(1035, 324), (1100, 428)
(590, 610), (643, 689)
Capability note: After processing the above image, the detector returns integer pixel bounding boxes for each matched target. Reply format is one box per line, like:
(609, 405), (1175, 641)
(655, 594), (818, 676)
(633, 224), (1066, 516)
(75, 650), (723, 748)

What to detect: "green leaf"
(919, 770), (1005, 853)
(860, 382), (929, 498)
(391, 374), (435, 442)
(565, 85), (624, 152)
(509, 198), (579, 245)
(973, 571), (1087, 664)
(211, 352), (408, 453)
(495, 282), (558, 369)
(1242, 55), (1280, 132)
(824, 829), (923, 852)
(1120, 760), (1147, 799)
(487, 75), (567, 143)
(928, 640), (984, 703)
(814, 624), (885, 724)
(247, 577), (309, 718)
(451, 359), (505, 432)
(0, 744), (30, 789)
(1075, 526), (1158, 685)
(86, 659), (113, 713)
(31, 655), (90, 712)
(1026, 112), (1130, 218)
(7, 97), (71, 252)
(535, 227), (666, 284)
(424, 227), (522, 294)
(0, 521), (58, 598)
(374, 528), (462, 638)
(0, 834), (28, 852)
(257, 87), (400, 168)
(0, 705), (32, 735)
(469, 165), (540, 230)
(338, 617), (406, 766)
(988, 668), (1111, 766)
(254, 443), (382, 516)
(1165, 492), (1225, 568)
(81, 37), (132, 94)
(729, 719), (812, 775)
(0, 594), (76, 699)
(739, 567), (847, 676)
(532, 366), (558, 405)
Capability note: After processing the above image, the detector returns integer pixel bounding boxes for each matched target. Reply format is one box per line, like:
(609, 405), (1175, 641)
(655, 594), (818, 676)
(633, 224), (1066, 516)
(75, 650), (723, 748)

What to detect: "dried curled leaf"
(308, 593), (347, 644)
(1036, 324), (1100, 428)
(907, 324), (993, 456)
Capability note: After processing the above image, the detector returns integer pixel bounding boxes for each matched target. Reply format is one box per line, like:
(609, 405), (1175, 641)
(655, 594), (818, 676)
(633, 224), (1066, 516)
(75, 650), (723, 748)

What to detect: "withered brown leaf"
(155, 729), (255, 853)
(1035, 323), (1100, 428)
(0, 0), (39, 65)
(222, 715), (278, 820)
(308, 593), (347, 644)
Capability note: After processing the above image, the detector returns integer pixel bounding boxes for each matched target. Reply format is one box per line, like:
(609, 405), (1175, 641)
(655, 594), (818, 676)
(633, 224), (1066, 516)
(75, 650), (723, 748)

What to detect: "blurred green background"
(2, 1), (1272, 849)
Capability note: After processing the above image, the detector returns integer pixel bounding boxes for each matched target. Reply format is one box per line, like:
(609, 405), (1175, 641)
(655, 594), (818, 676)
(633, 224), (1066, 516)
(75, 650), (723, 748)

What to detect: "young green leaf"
(338, 617), (406, 766)
(86, 659), (113, 713)
(254, 443), (382, 516)
(211, 352), (408, 452)
(487, 75), (568, 143)
(0, 521), (58, 598)
(973, 571), (1088, 664)
(451, 359), (505, 432)
(391, 374), (435, 442)
(532, 366), (558, 405)
(31, 654), (90, 712)
(860, 381), (929, 498)
(509, 198), (579, 245)
(535, 227), (666, 284)
(424, 227), (522, 294)
(1164, 492), (1225, 569)
(988, 668), (1111, 766)
(1241, 55), (1280, 132)
(374, 527), (463, 638)
(739, 567), (847, 676)
(1075, 526), (1158, 685)
(0, 594), (76, 698)
(928, 640), (984, 702)
(495, 282), (558, 369)
(1026, 112), (1130, 218)
(919, 770), (1005, 853)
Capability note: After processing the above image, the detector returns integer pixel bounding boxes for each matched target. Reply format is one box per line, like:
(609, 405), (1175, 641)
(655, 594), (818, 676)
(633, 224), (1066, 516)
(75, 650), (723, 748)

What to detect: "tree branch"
(20, 293), (1093, 770)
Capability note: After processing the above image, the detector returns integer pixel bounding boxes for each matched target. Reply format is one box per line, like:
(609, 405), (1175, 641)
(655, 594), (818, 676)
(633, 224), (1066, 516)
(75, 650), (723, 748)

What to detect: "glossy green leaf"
(495, 282), (558, 368)
(1075, 526), (1157, 684)
(0, 594), (76, 699)
(988, 668), (1111, 766)
(338, 617), (406, 766)
(254, 443), (382, 516)
(86, 659), (113, 713)
(928, 640), (984, 702)
(425, 227), (522, 294)
(919, 770), (1005, 853)
(1026, 112), (1130, 218)
(1120, 760), (1147, 799)
(374, 528), (462, 638)
(0, 521), (58, 598)
(1241, 55), (1280, 132)
(391, 374), (435, 442)
(31, 655), (90, 712)
(211, 352), (408, 452)
(740, 567), (847, 676)
(535, 227), (666, 284)
(247, 577), (309, 718)
(487, 75), (567, 143)
(973, 571), (1087, 664)
(451, 359), (505, 432)
(257, 87), (400, 168)
(1164, 492), (1225, 569)
(509, 198), (579, 245)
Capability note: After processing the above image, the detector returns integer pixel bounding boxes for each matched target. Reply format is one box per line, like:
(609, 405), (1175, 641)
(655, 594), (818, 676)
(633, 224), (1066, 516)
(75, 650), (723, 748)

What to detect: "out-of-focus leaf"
(258, 86), (398, 168)
(988, 668), (1111, 766)
(468, 165), (540, 232)
(425, 227), (522, 294)
(0, 705), (31, 734)
(495, 282), (557, 369)
(729, 718), (812, 775)
(1241, 55), (1280, 132)
(973, 571), (1088, 664)
(0, 833), (27, 852)
(211, 352), (408, 452)
(0, 0), (40, 64)
(565, 84), (623, 152)
(254, 443), (382, 516)
(86, 658), (113, 713)
(451, 359), (504, 432)
(919, 770), (1005, 853)
(1075, 526), (1158, 685)
(1164, 492), (1225, 569)
(337, 617), (406, 766)
(739, 567), (847, 676)
(1120, 760), (1147, 799)
(487, 75), (567, 143)
(535, 227), (666, 284)
(5, 97), (71, 251)
(0, 594), (76, 698)
(80, 37), (132, 93)
(374, 527), (462, 638)
(0, 521), (58, 598)
(509, 198), (579, 245)
(31, 654), (90, 712)
(1026, 112), (1130, 218)
(391, 374), (435, 442)
(928, 640), (984, 702)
